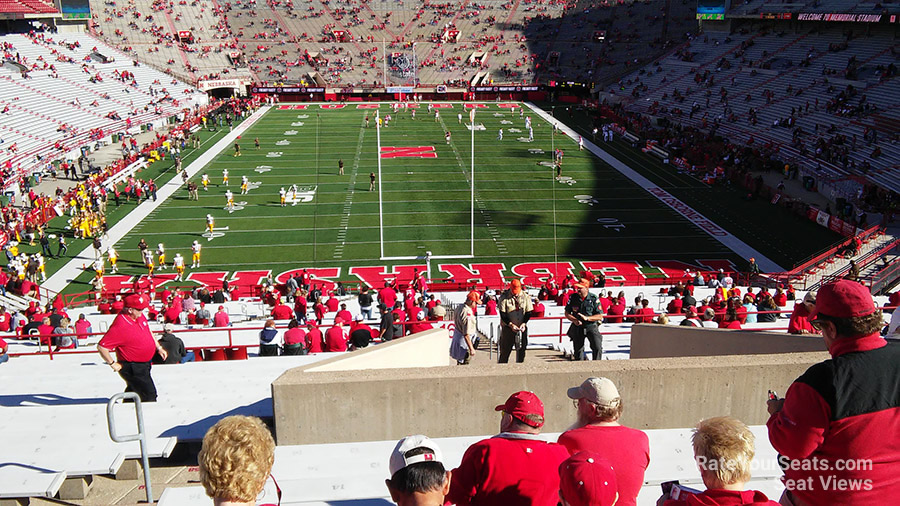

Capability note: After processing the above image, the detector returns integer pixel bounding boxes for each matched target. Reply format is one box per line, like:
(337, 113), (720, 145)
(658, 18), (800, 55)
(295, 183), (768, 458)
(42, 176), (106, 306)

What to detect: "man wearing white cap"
(155, 323), (187, 364)
(386, 435), (451, 505)
(559, 378), (649, 506)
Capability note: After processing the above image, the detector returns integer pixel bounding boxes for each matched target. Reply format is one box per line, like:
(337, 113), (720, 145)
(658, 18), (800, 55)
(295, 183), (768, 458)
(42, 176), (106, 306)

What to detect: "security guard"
(497, 279), (533, 363)
(565, 278), (604, 360)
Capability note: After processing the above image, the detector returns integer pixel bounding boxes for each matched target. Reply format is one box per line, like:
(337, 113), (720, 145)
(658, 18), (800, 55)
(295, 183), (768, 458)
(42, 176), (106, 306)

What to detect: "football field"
(57, 102), (841, 291)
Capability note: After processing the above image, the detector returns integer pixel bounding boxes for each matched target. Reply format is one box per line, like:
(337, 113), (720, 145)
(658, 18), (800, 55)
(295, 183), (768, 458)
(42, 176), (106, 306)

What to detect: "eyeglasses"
(257, 474), (282, 506)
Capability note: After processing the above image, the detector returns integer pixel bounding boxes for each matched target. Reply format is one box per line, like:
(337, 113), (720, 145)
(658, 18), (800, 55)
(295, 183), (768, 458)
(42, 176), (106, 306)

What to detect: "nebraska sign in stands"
(199, 78), (251, 91)
(95, 259), (737, 295)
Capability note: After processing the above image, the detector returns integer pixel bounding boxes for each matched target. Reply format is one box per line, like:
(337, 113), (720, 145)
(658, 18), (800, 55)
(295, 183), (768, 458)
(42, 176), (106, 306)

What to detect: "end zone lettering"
(380, 146), (438, 159)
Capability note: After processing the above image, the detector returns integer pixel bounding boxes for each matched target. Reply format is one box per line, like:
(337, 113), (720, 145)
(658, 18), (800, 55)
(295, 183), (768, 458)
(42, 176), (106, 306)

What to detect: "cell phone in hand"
(661, 480), (679, 496)
(768, 390), (778, 401)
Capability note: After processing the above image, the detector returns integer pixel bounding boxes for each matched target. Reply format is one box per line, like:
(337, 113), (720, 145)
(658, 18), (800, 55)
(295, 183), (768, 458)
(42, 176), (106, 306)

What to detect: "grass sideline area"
(30, 102), (841, 295)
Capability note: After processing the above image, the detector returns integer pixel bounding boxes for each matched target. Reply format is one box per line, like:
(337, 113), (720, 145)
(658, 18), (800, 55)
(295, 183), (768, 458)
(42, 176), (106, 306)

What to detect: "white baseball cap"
(388, 435), (444, 477)
(567, 377), (621, 408)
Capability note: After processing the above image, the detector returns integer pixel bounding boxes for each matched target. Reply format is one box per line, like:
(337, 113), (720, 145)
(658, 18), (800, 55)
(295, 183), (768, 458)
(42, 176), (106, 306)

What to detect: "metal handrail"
(106, 392), (154, 504)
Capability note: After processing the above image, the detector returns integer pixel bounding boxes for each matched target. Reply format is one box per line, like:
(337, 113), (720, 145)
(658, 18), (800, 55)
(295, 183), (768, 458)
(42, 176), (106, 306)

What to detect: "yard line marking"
(334, 116), (366, 259)
(438, 114), (508, 255)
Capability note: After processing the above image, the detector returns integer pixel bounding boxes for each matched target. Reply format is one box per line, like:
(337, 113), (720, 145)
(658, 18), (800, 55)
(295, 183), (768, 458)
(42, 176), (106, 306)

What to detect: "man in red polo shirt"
(768, 280), (900, 505)
(558, 377), (649, 506)
(306, 322), (324, 353)
(448, 391), (570, 506)
(324, 318), (347, 352)
(271, 299), (293, 320)
(379, 282), (397, 309)
(97, 294), (166, 402)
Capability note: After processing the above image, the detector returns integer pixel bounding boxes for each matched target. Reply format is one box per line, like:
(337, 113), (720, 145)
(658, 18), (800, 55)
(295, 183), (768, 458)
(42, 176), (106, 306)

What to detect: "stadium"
(0, 0), (898, 504)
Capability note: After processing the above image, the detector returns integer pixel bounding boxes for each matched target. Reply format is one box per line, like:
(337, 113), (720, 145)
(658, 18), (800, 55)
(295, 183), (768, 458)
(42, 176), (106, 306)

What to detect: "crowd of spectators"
(200, 280), (900, 505)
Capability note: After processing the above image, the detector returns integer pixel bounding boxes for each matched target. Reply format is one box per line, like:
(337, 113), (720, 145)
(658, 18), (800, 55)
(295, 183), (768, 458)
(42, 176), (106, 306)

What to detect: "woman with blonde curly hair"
(199, 415), (276, 505)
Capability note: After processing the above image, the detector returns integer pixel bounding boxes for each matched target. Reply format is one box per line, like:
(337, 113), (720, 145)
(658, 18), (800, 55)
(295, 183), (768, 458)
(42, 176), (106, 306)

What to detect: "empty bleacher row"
(0, 32), (207, 185)
(610, 23), (900, 195)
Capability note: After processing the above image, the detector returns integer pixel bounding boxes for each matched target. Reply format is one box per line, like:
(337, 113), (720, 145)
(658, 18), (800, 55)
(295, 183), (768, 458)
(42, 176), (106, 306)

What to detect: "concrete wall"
(630, 324), (826, 359)
(304, 328), (451, 372)
(272, 351), (828, 445)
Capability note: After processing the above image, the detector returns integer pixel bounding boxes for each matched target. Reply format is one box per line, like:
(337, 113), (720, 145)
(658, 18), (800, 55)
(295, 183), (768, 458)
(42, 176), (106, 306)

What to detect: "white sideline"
(42, 106), (273, 294)
(524, 102), (784, 273)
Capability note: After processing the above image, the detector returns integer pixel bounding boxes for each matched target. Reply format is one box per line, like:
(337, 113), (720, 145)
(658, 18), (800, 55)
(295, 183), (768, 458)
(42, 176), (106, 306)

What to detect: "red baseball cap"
(559, 452), (618, 506)
(813, 280), (875, 319)
(124, 293), (149, 310)
(494, 391), (544, 427)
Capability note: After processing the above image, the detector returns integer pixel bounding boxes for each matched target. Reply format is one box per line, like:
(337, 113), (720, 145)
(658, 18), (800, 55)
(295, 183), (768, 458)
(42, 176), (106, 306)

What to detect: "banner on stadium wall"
(816, 210), (830, 227)
(199, 78), (251, 91)
(797, 13), (882, 23)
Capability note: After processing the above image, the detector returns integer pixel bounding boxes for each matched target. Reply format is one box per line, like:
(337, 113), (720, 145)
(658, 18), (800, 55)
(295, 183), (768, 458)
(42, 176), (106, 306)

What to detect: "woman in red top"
(719, 307), (743, 330)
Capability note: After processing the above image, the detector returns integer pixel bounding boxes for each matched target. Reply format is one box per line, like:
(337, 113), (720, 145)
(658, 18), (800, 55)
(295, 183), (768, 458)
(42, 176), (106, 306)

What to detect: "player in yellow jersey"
(108, 246), (118, 273)
(156, 243), (166, 270)
(191, 240), (202, 268)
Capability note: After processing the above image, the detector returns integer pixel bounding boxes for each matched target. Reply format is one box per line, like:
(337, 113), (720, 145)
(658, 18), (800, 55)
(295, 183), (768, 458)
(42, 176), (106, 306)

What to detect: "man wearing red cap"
(448, 391), (570, 506)
(558, 452), (619, 506)
(565, 279), (604, 360)
(97, 293), (166, 402)
(497, 279), (534, 363)
(767, 279), (900, 505)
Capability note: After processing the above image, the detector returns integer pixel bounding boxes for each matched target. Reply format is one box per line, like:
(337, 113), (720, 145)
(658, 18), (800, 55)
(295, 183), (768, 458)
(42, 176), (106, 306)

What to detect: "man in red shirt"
(379, 282), (397, 309)
(305, 322), (324, 353)
(787, 291), (817, 334)
(97, 294), (166, 402)
(271, 299), (293, 320)
(335, 303), (352, 326)
(324, 318), (347, 352)
(558, 377), (649, 506)
(213, 306), (230, 327)
(447, 391), (570, 506)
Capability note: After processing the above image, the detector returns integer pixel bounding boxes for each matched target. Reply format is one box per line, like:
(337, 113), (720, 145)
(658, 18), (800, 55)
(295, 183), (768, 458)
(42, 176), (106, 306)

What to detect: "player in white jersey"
(173, 253), (185, 281)
(497, 129), (503, 141)
(206, 214), (214, 234)
(279, 187), (287, 207)
(241, 175), (249, 195)
(107, 246), (118, 273)
(34, 253), (45, 281)
(225, 189), (234, 211)
(222, 169), (229, 186)
(579, 135), (584, 150)
(201, 173), (209, 191)
(156, 243), (166, 269)
(142, 248), (154, 276)
(191, 241), (202, 268)
(290, 184), (298, 206)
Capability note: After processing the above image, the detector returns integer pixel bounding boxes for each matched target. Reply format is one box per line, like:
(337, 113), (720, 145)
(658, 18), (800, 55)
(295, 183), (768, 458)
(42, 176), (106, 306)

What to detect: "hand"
(469, 347), (476, 357)
(767, 398), (785, 415)
(519, 323), (526, 331)
(111, 362), (122, 372)
(158, 348), (168, 361)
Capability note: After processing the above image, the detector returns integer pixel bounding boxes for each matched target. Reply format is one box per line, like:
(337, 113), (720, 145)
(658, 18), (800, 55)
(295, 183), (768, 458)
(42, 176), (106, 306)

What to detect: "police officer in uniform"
(498, 279), (533, 363)
(565, 278), (604, 360)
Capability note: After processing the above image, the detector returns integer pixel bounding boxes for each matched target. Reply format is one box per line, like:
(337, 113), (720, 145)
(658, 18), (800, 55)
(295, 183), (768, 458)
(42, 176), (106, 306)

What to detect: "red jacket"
(787, 303), (815, 334)
(448, 433), (569, 506)
(767, 334), (900, 505)
(663, 489), (779, 506)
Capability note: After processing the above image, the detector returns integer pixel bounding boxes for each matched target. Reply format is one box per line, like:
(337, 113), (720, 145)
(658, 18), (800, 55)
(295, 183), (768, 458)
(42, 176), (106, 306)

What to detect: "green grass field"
(49, 102), (842, 291)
